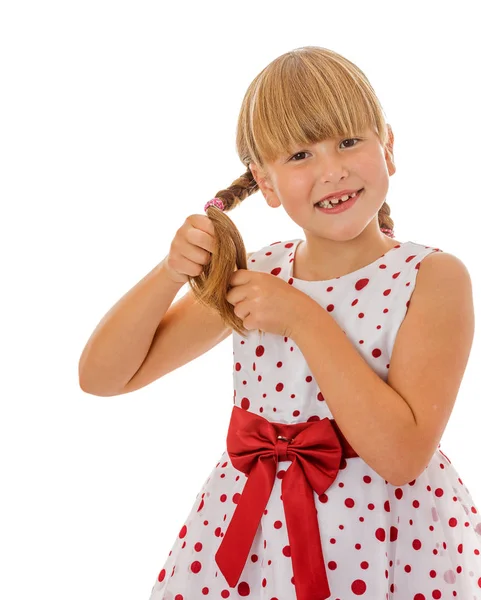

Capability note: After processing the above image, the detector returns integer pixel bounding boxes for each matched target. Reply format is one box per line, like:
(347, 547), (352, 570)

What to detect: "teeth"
(317, 190), (359, 208)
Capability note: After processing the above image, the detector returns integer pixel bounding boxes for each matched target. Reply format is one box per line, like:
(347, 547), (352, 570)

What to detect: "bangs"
(237, 47), (388, 167)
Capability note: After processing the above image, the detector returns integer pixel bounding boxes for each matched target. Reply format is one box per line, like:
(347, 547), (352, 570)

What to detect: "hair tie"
(380, 227), (394, 238)
(204, 198), (225, 212)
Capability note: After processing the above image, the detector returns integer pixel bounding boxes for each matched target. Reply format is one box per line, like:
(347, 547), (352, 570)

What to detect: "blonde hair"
(189, 46), (395, 337)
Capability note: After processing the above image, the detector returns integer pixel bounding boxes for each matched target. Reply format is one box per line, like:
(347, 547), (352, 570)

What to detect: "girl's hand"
(226, 269), (306, 338)
(163, 214), (216, 284)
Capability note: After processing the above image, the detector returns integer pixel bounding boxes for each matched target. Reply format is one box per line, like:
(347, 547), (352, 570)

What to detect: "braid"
(378, 201), (395, 238)
(213, 166), (259, 212)
(188, 166), (261, 337)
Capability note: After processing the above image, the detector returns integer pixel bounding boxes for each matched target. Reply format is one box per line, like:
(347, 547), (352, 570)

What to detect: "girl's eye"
(290, 151), (309, 162)
(340, 137), (361, 149)
(289, 138), (361, 162)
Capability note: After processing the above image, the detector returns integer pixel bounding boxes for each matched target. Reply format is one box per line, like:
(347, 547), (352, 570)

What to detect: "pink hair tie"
(381, 227), (394, 238)
(204, 198), (225, 212)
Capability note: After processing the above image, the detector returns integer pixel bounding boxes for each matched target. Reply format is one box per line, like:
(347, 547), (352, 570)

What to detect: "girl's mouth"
(315, 189), (363, 214)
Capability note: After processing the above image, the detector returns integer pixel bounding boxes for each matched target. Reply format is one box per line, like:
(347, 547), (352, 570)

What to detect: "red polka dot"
(191, 561), (202, 573)
(351, 579), (367, 594)
(241, 397), (250, 410)
(237, 581), (250, 596)
(355, 278), (370, 291)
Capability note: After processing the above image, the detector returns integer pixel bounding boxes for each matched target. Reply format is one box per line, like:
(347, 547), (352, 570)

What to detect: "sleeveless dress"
(148, 238), (481, 600)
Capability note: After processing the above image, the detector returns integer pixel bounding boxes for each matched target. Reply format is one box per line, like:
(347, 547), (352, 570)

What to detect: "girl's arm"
(78, 257), (185, 396)
(78, 252), (253, 397)
(290, 252), (474, 486)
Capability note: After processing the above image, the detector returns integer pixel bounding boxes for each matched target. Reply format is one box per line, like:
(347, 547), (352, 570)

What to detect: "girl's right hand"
(162, 214), (217, 284)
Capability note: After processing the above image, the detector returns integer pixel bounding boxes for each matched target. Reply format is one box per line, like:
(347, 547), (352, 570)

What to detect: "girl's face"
(250, 125), (395, 241)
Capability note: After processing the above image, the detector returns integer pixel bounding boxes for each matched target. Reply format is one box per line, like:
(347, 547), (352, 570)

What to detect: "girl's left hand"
(226, 269), (306, 338)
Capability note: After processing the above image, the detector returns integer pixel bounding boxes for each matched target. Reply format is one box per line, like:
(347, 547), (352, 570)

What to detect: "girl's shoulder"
(412, 244), (472, 297)
(405, 240), (472, 280)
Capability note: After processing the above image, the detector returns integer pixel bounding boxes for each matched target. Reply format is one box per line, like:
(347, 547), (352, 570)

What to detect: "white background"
(1, 1), (480, 598)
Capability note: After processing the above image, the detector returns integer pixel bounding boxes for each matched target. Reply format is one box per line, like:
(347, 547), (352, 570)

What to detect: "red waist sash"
(215, 405), (359, 600)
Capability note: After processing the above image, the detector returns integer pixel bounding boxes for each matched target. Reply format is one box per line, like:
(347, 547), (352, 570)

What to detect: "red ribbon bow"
(215, 406), (359, 600)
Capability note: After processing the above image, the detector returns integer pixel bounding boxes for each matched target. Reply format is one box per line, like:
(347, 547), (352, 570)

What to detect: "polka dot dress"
(148, 238), (481, 600)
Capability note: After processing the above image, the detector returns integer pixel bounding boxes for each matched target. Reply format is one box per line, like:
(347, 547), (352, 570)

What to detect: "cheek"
(357, 156), (389, 185)
(282, 172), (311, 195)
(360, 148), (388, 174)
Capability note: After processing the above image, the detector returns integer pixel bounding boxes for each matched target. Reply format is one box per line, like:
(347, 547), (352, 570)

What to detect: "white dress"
(148, 238), (481, 600)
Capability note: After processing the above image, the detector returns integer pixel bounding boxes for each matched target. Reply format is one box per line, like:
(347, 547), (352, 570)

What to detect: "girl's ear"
(249, 162), (282, 209)
(249, 162), (274, 196)
(249, 162), (264, 188)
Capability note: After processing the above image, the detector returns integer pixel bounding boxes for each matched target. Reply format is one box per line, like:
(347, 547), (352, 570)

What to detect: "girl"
(79, 47), (480, 599)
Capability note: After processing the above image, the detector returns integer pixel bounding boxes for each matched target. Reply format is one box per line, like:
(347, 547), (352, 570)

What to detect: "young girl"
(79, 47), (480, 599)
